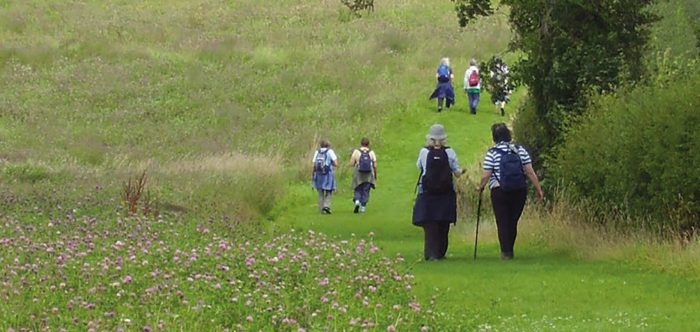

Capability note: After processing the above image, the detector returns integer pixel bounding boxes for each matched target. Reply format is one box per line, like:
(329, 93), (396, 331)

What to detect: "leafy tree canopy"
(453, 0), (658, 149)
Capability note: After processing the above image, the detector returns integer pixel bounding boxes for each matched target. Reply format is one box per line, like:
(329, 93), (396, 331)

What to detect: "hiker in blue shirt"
(312, 139), (339, 214)
(412, 124), (466, 261)
(429, 57), (456, 112)
(477, 123), (543, 260)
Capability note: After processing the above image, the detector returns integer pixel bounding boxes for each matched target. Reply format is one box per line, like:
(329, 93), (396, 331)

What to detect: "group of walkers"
(312, 138), (377, 215)
(430, 56), (512, 116)
(311, 57), (541, 261)
(311, 123), (543, 261)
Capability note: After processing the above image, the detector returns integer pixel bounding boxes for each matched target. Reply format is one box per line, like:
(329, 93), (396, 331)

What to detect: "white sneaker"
(353, 200), (360, 214)
(359, 206), (366, 213)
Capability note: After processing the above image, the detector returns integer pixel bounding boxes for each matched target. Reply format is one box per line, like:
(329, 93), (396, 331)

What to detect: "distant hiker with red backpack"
(477, 123), (544, 260)
(429, 57), (456, 112)
(312, 139), (339, 214)
(349, 137), (378, 213)
(464, 58), (481, 115)
(412, 124), (467, 261)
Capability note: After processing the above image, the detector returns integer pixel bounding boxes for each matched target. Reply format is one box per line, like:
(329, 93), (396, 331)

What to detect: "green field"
(1, 0), (699, 330)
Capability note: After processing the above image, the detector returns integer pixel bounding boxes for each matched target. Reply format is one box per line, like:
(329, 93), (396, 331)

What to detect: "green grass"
(271, 93), (700, 330)
(1, 0), (699, 330)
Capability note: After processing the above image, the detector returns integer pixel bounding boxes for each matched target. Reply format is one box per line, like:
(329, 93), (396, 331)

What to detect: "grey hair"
(440, 57), (450, 67)
(426, 137), (447, 147)
(470, 58), (477, 66)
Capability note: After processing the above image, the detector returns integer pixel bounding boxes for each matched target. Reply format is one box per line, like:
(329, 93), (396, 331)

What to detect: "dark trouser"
(353, 182), (372, 206)
(422, 222), (450, 260)
(468, 92), (480, 114)
(490, 187), (527, 256)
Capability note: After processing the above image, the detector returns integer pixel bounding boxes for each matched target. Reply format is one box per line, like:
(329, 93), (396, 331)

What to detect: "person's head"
(491, 123), (512, 143)
(440, 57), (450, 67)
(426, 124), (448, 147)
(319, 139), (331, 148)
(470, 58), (477, 66)
(360, 137), (370, 147)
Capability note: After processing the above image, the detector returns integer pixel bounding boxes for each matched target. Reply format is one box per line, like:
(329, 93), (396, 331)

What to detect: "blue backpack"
(357, 150), (373, 173)
(491, 145), (526, 191)
(314, 150), (330, 175)
(437, 65), (450, 80)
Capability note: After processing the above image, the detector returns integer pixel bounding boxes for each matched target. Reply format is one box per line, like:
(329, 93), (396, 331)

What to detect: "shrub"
(340, 0), (374, 17)
(552, 71), (700, 231)
(511, 98), (549, 173)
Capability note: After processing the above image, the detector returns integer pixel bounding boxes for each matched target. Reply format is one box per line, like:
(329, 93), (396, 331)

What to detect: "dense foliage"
(552, 72), (700, 231)
(452, 0), (658, 152)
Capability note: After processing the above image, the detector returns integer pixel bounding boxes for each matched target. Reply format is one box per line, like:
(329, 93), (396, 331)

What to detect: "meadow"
(1, 0), (699, 330)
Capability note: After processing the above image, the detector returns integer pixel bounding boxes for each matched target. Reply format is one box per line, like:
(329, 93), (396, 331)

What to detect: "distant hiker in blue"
(477, 123), (543, 260)
(429, 57), (456, 112)
(312, 139), (339, 214)
(464, 58), (481, 115)
(412, 124), (466, 261)
(349, 137), (378, 213)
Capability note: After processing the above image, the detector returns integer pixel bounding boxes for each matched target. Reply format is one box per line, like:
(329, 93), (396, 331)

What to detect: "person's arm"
(416, 148), (426, 171)
(477, 150), (494, 192)
(371, 151), (378, 180)
(311, 151), (317, 179)
(447, 149), (467, 177)
(349, 150), (358, 167)
(477, 170), (491, 192)
(524, 164), (544, 202)
(329, 150), (339, 168)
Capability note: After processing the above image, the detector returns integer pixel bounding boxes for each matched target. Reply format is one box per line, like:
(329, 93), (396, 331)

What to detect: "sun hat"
(426, 124), (447, 140)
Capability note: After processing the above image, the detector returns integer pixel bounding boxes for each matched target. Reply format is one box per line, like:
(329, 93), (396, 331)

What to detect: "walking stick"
(473, 190), (483, 260)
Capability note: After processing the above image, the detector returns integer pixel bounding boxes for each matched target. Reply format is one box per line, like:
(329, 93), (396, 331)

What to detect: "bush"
(552, 71), (700, 231)
(340, 0), (374, 17)
(511, 98), (549, 173)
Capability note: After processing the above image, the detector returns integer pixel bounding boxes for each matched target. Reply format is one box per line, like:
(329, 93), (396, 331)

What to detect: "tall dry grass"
(517, 189), (700, 280)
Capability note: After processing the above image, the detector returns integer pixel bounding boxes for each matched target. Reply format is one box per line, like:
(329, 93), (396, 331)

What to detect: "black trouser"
(490, 187), (527, 256)
(422, 221), (450, 260)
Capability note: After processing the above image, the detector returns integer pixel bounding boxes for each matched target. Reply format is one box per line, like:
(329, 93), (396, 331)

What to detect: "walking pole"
(473, 190), (483, 260)
(413, 169), (423, 198)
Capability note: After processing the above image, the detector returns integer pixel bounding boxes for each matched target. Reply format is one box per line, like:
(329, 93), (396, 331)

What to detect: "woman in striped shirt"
(477, 123), (544, 260)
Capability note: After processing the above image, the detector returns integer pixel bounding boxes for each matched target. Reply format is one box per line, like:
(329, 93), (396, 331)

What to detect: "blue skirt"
(429, 82), (455, 108)
(412, 191), (457, 226)
(313, 171), (336, 191)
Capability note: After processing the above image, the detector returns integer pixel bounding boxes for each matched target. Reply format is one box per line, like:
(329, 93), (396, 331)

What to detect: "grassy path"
(272, 97), (700, 330)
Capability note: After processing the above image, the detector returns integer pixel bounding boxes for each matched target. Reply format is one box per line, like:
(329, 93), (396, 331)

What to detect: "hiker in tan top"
(349, 137), (377, 213)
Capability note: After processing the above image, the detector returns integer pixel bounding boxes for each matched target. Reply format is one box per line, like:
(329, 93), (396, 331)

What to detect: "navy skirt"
(412, 191), (457, 226)
(429, 82), (455, 107)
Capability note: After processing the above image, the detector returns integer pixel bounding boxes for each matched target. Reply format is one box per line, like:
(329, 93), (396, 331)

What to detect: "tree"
(453, 0), (658, 151)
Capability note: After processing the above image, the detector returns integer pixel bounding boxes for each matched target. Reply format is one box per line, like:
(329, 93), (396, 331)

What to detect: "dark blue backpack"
(358, 150), (373, 173)
(491, 145), (526, 191)
(421, 147), (453, 194)
(437, 65), (450, 81)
